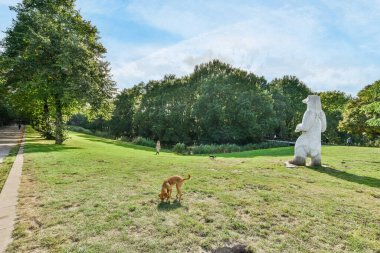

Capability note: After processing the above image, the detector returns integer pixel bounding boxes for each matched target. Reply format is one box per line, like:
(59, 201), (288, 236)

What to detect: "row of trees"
(106, 61), (306, 145)
(0, 0), (115, 143)
(70, 60), (379, 146)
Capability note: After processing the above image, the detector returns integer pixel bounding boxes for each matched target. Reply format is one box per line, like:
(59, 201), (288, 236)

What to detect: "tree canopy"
(92, 61), (377, 146)
(339, 80), (380, 138)
(0, 0), (115, 143)
(318, 91), (351, 144)
(107, 61), (271, 144)
(268, 76), (311, 139)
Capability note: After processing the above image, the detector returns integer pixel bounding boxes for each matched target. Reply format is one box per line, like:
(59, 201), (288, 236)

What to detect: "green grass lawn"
(0, 145), (20, 192)
(7, 127), (380, 253)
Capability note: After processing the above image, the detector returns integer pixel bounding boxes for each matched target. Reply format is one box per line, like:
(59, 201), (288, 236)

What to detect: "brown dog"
(159, 175), (191, 202)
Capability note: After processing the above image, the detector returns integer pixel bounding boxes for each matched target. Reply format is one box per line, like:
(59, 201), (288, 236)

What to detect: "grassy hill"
(7, 128), (380, 252)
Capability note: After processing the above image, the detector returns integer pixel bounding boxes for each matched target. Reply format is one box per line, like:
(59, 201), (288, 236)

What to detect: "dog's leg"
(176, 183), (183, 200)
(175, 184), (180, 199)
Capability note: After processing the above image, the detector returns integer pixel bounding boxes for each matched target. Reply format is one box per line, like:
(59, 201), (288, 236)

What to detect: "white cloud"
(110, 1), (379, 95)
(302, 65), (379, 94)
(1, 0), (379, 95)
(125, 0), (297, 38)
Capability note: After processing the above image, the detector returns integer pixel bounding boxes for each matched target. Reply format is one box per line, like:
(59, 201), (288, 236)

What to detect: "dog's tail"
(182, 174), (191, 181)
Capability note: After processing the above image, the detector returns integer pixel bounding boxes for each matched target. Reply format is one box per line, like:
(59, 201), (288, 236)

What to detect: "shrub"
(68, 126), (114, 139)
(132, 136), (155, 148)
(190, 142), (289, 154)
(173, 143), (187, 154)
(119, 136), (129, 142)
(242, 142), (288, 151)
(366, 138), (380, 147)
(94, 130), (113, 139)
(191, 144), (241, 154)
(67, 125), (93, 135)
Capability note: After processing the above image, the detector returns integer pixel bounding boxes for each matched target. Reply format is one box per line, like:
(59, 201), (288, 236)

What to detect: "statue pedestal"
(284, 161), (298, 168)
(284, 161), (328, 168)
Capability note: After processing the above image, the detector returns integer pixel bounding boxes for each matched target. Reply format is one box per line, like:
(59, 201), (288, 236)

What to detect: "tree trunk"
(43, 99), (54, 140)
(54, 95), (64, 144)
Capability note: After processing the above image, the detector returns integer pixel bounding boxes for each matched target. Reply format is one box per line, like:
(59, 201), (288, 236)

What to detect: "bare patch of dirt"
(212, 244), (253, 253)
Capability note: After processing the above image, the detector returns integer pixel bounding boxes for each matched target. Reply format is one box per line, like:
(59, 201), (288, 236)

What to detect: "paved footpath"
(0, 125), (24, 253)
(0, 125), (21, 165)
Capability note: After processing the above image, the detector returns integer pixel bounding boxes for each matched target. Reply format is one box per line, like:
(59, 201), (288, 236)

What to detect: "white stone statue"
(288, 95), (326, 166)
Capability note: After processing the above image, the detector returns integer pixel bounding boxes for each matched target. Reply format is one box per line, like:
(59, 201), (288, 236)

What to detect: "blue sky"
(1, 0), (380, 95)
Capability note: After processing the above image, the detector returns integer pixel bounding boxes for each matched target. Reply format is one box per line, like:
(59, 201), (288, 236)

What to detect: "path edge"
(0, 128), (25, 253)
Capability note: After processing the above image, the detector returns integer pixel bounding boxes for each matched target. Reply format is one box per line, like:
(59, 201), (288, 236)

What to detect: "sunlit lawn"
(7, 127), (380, 252)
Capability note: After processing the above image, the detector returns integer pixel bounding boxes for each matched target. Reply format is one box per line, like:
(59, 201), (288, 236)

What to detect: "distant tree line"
(68, 60), (379, 146)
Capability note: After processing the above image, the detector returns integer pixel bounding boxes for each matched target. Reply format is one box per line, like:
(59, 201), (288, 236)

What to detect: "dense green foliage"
(319, 91), (351, 144)
(102, 61), (310, 145)
(268, 76), (311, 140)
(131, 136), (155, 148)
(0, 0), (115, 143)
(67, 125), (93, 135)
(172, 142), (187, 154)
(70, 60), (379, 147)
(340, 80), (380, 141)
(178, 142), (289, 155)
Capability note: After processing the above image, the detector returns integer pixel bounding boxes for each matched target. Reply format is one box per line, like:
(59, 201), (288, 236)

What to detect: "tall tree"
(269, 76), (311, 140)
(318, 91), (351, 143)
(1, 0), (115, 143)
(131, 60), (275, 145)
(110, 83), (144, 138)
(339, 80), (380, 138)
(192, 61), (274, 144)
(134, 75), (195, 144)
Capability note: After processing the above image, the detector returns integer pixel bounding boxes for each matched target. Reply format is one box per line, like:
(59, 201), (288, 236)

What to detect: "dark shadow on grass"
(306, 166), (380, 188)
(0, 135), (23, 141)
(24, 143), (82, 153)
(212, 244), (252, 253)
(23, 138), (51, 143)
(157, 200), (183, 211)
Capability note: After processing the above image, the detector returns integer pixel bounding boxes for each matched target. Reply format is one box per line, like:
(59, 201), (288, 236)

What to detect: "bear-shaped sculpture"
(289, 95), (326, 166)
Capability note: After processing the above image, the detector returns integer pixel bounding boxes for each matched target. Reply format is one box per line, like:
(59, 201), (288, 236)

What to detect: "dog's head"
(159, 192), (168, 201)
